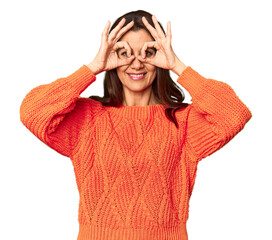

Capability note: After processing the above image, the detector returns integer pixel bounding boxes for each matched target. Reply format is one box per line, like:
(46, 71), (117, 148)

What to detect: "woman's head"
(89, 10), (188, 128)
(110, 10), (166, 104)
(116, 29), (157, 102)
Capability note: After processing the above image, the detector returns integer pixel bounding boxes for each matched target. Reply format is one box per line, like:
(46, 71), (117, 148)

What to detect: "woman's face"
(116, 29), (157, 93)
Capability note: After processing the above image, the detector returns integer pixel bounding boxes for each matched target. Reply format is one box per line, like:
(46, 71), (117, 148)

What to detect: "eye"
(121, 51), (128, 57)
(118, 50), (129, 58)
(145, 48), (156, 57)
(146, 51), (152, 57)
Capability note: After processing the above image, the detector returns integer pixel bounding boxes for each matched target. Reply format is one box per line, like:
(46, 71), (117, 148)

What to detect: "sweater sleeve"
(177, 66), (252, 162)
(20, 65), (97, 158)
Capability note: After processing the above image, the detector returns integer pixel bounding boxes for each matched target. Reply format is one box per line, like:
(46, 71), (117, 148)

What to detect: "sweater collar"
(106, 104), (167, 120)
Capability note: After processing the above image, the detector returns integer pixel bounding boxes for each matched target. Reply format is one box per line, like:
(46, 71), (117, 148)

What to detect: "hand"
(88, 18), (136, 75)
(137, 16), (186, 75)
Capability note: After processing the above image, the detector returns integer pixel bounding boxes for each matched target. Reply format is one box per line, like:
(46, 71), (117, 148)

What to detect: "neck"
(122, 89), (159, 106)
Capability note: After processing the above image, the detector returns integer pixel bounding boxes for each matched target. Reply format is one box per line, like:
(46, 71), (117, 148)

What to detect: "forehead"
(119, 29), (154, 48)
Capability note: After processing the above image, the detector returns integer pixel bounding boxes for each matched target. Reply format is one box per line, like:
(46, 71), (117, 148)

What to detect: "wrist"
(87, 62), (102, 75)
(172, 57), (187, 76)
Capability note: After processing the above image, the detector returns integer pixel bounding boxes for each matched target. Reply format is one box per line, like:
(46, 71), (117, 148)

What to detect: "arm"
(178, 66), (252, 162)
(138, 15), (252, 162)
(20, 65), (97, 158)
(19, 18), (137, 158)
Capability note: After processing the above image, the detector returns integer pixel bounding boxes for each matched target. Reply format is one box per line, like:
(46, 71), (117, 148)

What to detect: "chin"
(122, 81), (153, 93)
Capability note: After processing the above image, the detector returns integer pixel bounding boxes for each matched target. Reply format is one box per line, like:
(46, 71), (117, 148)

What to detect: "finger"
(142, 16), (159, 40)
(108, 18), (126, 41)
(137, 55), (153, 65)
(152, 15), (165, 39)
(115, 20), (134, 42)
(118, 55), (135, 67)
(122, 41), (132, 57)
(112, 42), (122, 52)
(141, 41), (156, 58)
(113, 41), (132, 57)
(102, 20), (111, 42)
(166, 21), (172, 42)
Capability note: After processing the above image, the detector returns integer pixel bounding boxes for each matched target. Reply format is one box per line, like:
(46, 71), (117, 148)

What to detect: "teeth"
(129, 74), (144, 77)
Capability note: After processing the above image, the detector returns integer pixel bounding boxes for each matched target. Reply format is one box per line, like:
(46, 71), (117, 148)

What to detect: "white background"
(1, 0), (271, 239)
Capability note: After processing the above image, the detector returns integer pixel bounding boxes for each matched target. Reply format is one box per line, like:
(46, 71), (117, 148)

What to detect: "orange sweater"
(20, 65), (252, 240)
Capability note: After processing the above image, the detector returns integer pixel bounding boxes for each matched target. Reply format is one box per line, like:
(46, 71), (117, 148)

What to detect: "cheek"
(145, 64), (157, 76)
(116, 66), (127, 79)
(144, 62), (156, 71)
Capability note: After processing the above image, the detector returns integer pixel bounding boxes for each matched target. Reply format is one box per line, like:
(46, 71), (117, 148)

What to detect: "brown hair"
(88, 10), (188, 128)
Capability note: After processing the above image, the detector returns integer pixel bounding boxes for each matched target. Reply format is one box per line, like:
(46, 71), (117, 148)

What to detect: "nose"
(130, 55), (144, 69)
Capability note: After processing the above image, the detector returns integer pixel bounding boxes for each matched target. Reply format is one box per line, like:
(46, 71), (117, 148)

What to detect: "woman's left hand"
(138, 15), (184, 74)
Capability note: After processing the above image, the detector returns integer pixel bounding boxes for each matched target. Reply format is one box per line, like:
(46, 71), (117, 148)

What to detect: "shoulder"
(174, 103), (192, 120)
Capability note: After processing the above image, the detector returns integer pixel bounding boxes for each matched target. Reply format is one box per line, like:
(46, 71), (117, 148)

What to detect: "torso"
(181, 223), (188, 240)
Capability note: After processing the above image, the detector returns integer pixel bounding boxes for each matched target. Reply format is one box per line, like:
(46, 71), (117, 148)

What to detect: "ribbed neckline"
(106, 104), (167, 119)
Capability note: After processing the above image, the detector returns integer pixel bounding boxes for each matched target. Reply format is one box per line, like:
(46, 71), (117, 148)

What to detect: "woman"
(20, 10), (252, 240)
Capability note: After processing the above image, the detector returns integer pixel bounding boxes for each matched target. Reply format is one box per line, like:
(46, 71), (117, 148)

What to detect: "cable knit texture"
(20, 65), (252, 240)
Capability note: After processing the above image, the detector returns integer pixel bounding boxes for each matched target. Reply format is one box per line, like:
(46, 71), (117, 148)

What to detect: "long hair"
(89, 10), (188, 128)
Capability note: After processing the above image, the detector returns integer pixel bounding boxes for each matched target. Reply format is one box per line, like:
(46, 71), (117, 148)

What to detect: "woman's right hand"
(87, 18), (135, 75)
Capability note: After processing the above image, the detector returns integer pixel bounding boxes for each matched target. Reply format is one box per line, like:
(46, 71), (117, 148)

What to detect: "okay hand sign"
(89, 18), (136, 75)
(137, 16), (183, 74)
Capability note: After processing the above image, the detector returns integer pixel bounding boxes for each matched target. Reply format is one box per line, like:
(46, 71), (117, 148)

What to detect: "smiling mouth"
(128, 73), (147, 80)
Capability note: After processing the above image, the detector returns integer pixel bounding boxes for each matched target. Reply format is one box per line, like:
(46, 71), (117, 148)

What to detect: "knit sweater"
(20, 65), (252, 240)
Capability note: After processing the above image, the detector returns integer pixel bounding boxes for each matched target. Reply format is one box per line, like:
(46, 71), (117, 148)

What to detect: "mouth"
(127, 73), (147, 80)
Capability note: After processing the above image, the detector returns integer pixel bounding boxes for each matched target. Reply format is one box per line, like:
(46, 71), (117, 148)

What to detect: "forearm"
(20, 65), (96, 156)
(179, 67), (252, 160)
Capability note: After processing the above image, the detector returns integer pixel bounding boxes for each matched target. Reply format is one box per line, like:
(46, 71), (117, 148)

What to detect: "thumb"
(137, 55), (153, 65)
(118, 55), (135, 67)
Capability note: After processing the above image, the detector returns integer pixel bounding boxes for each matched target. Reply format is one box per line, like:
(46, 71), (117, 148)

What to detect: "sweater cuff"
(176, 66), (208, 94)
(63, 65), (96, 95)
